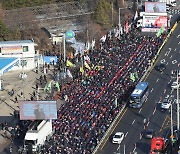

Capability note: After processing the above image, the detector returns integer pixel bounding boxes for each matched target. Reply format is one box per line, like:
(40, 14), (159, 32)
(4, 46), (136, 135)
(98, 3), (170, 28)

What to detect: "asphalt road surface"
(99, 23), (180, 154)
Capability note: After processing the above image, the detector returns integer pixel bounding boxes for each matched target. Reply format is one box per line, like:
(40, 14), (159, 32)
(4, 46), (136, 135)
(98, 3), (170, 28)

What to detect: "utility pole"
(177, 70), (179, 132)
(112, 2), (114, 27)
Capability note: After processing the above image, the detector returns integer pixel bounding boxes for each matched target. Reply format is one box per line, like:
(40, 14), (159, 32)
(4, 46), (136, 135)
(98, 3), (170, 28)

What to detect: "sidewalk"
(0, 69), (43, 152)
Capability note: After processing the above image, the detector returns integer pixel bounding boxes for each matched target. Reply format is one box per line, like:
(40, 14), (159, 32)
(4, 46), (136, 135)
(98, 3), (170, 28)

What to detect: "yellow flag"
(84, 61), (91, 70)
(66, 60), (74, 67)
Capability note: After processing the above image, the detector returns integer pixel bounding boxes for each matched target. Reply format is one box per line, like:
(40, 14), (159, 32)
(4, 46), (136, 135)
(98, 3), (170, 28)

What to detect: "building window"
(23, 46), (29, 52)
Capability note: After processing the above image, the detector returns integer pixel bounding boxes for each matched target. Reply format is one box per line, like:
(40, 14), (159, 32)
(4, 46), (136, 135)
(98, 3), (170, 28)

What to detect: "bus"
(129, 82), (149, 108)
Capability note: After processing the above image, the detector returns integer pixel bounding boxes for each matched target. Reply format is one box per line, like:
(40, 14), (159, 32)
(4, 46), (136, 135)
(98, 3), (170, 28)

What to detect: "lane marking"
(151, 88), (153, 92)
(125, 132), (128, 137)
(139, 108), (142, 113)
(153, 107), (156, 115)
(147, 121), (150, 126)
(156, 78), (159, 83)
(132, 119), (135, 125)
(170, 55), (172, 59)
(117, 144), (121, 151)
(166, 62), (168, 65)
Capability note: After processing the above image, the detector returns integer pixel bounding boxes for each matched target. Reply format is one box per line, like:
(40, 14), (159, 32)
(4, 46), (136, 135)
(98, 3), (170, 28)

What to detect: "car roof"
(115, 132), (124, 135)
(146, 129), (154, 132)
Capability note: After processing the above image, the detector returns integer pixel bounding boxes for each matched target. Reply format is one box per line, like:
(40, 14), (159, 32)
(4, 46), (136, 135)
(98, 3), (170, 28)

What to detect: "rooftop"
(0, 40), (34, 46)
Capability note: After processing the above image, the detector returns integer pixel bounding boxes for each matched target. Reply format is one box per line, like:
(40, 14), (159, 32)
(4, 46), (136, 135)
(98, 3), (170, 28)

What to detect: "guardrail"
(92, 21), (178, 154)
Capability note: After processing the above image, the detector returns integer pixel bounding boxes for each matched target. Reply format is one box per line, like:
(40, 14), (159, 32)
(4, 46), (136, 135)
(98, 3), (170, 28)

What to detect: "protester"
(35, 26), (166, 154)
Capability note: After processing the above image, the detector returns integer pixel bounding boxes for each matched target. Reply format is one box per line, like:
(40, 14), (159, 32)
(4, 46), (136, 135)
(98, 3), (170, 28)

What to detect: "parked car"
(161, 99), (171, 110)
(144, 129), (155, 139)
(112, 132), (124, 144)
(155, 64), (166, 72)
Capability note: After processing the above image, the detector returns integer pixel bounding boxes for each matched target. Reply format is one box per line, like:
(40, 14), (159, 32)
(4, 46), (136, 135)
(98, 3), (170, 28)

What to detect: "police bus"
(129, 82), (149, 108)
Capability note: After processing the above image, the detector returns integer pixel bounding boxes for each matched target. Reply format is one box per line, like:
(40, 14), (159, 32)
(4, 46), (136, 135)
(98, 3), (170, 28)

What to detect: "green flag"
(135, 71), (138, 79)
(130, 73), (135, 82)
(55, 82), (60, 92)
(156, 26), (165, 37)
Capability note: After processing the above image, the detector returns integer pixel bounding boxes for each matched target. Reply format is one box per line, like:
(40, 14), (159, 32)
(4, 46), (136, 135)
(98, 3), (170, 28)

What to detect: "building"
(0, 40), (38, 72)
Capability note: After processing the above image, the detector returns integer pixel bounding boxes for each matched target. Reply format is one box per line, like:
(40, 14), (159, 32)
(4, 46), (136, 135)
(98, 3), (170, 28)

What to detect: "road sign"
(65, 30), (75, 39)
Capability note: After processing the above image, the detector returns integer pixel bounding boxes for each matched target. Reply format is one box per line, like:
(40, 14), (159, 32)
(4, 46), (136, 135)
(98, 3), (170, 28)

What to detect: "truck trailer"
(24, 120), (53, 152)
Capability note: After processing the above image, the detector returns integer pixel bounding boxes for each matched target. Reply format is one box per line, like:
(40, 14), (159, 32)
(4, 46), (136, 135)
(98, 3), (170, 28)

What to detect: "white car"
(161, 99), (171, 110)
(171, 81), (180, 90)
(112, 132), (124, 144)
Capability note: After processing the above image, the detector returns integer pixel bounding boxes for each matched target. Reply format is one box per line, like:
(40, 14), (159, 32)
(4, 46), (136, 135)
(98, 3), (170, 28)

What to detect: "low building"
(0, 39), (38, 72)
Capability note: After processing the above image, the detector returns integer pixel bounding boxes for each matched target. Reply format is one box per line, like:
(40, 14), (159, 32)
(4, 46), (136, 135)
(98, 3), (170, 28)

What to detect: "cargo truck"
(24, 120), (53, 152)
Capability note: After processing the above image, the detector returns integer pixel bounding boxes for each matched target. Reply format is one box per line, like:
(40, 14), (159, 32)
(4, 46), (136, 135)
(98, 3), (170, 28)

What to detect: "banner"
(142, 15), (168, 32)
(145, 2), (166, 13)
(19, 101), (57, 120)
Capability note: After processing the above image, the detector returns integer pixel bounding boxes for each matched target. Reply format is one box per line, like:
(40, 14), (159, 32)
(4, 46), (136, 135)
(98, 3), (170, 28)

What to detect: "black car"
(144, 129), (155, 139)
(155, 64), (166, 72)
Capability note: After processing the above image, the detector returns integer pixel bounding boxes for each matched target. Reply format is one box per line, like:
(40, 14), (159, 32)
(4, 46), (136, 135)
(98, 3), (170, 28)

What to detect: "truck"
(24, 120), (53, 152)
(150, 137), (167, 154)
(158, 0), (176, 7)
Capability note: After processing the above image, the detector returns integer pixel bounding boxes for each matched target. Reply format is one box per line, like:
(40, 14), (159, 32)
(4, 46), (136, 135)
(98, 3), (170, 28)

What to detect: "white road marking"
(117, 144), (121, 151)
(170, 89), (174, 94)
(153, 107), (156, 115)
(147, 121), (150, 126)
(166, 62), (168, 65)
(151, 88), (153, 92)
(156, 79), (159, 83)
(125, 132), (128, 137)
(165, 50), (171, 56)
(172, 60), (177, 64)
(132, 119), (135, 125)
(170, 55), (172, 59)
(160, 59), (165, 63)
(139, 108), (142, 113)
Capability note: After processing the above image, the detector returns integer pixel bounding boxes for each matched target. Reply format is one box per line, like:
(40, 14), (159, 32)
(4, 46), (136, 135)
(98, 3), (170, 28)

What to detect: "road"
(99, 23), (180, 154)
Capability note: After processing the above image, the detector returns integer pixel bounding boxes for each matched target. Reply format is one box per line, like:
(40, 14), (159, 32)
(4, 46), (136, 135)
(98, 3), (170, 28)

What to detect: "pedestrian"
(20, 91), (23, 98)
(15, 96), (18, 103)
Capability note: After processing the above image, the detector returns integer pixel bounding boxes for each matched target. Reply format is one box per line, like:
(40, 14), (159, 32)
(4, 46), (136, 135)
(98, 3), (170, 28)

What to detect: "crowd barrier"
(92, 22), (178, 154)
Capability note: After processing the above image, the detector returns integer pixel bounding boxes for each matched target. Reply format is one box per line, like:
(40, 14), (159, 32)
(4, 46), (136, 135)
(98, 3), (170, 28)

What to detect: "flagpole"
(63, 33), (66, 73)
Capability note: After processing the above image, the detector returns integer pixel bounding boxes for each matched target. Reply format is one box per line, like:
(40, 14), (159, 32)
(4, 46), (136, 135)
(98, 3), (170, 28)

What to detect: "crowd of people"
(36, 26), (167, 154)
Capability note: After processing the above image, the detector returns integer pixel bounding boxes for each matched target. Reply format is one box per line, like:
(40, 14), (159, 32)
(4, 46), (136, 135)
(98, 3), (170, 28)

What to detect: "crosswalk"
(168, 8), (180, 15)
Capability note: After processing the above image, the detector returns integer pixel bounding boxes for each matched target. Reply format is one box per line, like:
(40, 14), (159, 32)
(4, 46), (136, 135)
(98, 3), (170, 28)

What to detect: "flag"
(126, 21), (129, 34)
(134, 71), (138, 79)
(80, 66), (84, 73)
(156, 26), (165, 37)
(130, 73), (135, 82)
(44, 81), (52, 93)
(55, 82), (60, 91)
(134, 10), (138, 21)
(84, 61), (91, 70)
(66, 60), (74, 67)
(114, 97), (118, 108)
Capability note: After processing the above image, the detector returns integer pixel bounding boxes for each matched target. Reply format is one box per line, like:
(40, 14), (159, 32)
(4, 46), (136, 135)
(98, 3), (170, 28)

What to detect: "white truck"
(158, 0), (176, 7)
(24, 120), (53, 152)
